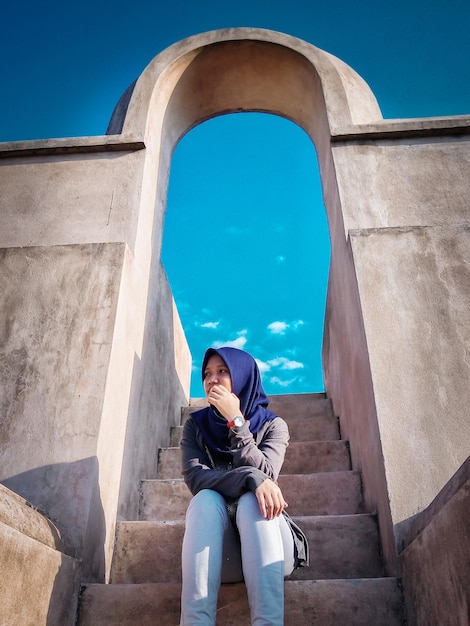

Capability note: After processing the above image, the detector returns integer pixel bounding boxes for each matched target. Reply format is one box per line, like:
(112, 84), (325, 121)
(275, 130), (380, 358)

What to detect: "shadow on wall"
(2, 457), (106, 581)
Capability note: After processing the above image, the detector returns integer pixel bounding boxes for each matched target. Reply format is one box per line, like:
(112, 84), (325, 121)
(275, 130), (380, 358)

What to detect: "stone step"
(157, 440), (351, 480)
(278, 414), (340, 442)
(139, 472), (363, 521)
(169, 425), (183, 446)
(0, 485), (80, 625)
(110, 514), (383, 584)
(183, 393), (334, 423)
(78, 578), (405, 626)
(282, 441), (351, 474)
(278, 472), (363, 516)
(171, 410), (340, 446)
(268, 393), (333, 420)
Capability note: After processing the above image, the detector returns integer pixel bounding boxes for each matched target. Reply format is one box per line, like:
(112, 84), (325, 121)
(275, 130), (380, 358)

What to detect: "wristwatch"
(227, 415), (245, 429)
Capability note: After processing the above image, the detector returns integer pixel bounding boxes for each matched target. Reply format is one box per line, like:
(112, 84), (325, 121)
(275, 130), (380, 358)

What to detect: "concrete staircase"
(77, 393), (406, 625)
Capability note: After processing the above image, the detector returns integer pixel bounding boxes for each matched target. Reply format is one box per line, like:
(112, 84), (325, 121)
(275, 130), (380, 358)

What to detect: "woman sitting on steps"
(180, 346), (308, 625)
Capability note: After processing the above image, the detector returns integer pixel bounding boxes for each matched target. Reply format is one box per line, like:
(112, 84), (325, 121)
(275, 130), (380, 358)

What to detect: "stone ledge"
(0, 134), (145, 158)
(0, 483), (75, 557)
(332, 115), (470, 142)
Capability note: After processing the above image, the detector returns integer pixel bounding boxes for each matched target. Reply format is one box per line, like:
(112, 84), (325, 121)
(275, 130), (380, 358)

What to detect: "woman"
(180, 347), (308, 625)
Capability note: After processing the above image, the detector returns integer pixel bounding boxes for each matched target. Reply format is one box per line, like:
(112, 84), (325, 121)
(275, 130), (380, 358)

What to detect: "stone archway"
(108, 29), (382, 262)
(107, 28), (399, 571)
(110, 29), (470, 581)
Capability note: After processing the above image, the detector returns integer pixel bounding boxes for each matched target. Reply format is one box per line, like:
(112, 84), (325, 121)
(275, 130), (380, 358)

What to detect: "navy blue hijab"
(191, 347), (277, 457)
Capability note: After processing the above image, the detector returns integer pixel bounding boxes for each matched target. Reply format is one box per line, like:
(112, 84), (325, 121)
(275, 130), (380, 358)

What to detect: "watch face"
(234, 416), (244, 427)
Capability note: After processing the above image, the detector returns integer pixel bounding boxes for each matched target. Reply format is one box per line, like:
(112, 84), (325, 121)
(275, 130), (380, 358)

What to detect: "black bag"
(283, 511), (309, 569)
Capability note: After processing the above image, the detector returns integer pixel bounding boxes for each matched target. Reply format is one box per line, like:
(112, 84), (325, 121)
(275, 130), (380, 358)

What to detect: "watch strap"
(227, 416), (245, 429)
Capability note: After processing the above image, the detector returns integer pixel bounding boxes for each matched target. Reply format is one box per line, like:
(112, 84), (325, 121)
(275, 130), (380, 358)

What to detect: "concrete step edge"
(0, 483), (75, 557)
(110, 512), (383, 584)
(157, 440), (352, 476)
(139, 471), (364, 519)
(78, 578), (405, 626)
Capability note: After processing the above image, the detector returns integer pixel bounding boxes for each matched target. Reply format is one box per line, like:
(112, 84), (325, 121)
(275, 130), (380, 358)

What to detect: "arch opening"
(161, 112), (330, 397)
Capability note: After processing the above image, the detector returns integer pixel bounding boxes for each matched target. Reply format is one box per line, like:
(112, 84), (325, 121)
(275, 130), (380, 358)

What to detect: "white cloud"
(258, 355), (305, 389)
(269, 376), (296, 388)
(267, 321), (288, 335)
(268, 357), (304, 370)
(282, 359), (304, 370)
(213, 329), (248, 350)
(267, 320), (306, 335)
(200, 321), (219, 329)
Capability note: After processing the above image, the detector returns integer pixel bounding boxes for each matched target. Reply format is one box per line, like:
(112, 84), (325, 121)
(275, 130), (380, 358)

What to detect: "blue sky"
(1, 0), (469, 397)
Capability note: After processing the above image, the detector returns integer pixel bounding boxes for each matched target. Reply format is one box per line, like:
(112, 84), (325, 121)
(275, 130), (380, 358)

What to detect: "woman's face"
(203, 354), (232, 396)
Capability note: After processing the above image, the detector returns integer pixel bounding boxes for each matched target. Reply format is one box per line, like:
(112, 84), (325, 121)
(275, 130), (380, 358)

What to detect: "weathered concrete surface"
(0, 522), (80, 626)
(0, 243), (125, 579)
(323, 127), (470, 573)
(79, 578), (405, 626)
(110, 29), (381, 141)
(400, 456), (470, 626)
(0, 241), (191, 587)
(333, 125), (470, 235)
(350, 225), (470, 531)
(109, 514), (383, 584)
(140, 471), (363, 522)
(157, 440), (350, 479)
(322, 206), (396, 570)
(114, 260), (192, 525)
(0, 484), (80, 626)
(0, 483), (73, 555)
(0, 143), (145, 251)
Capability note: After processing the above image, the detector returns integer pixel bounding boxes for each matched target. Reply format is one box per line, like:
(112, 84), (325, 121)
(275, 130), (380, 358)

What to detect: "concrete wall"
(0, 132), (192, 608)
(400, 457), (470, 625)
(0, 140), (145, 250)
(0, 242), (126, 580)
(328, 121), (470, 539)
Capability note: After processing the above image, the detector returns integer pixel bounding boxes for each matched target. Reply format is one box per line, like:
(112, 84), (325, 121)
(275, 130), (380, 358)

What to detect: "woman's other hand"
(207, 384), (242, 422)
(255, 478), (288, 520)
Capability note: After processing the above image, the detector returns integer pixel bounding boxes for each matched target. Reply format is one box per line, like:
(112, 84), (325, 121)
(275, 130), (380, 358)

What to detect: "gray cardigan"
(180, 414), (309, 568)
(181, 415), (290, 498)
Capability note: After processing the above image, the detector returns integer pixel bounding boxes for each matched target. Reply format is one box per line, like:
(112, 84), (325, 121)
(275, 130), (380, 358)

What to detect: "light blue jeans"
(180, 489), (295, 625)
